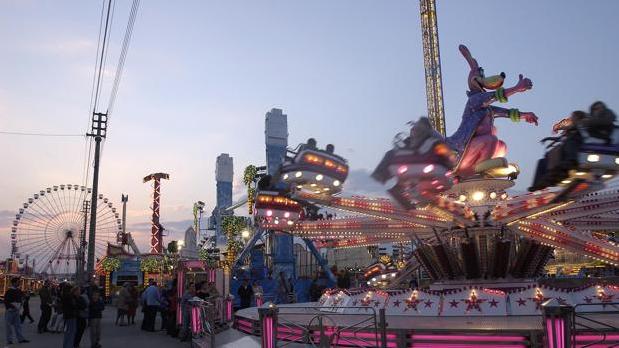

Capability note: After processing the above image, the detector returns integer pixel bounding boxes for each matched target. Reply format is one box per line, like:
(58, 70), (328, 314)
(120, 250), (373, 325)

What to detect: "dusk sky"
(1, 0), (618, 257)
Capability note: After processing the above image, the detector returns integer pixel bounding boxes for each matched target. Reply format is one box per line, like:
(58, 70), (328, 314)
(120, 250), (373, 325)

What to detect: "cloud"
(28, 39), (96, 57)
(127, 218), (194, 252)
(342, 168), (388, 198)
(0, 210), (15, 228)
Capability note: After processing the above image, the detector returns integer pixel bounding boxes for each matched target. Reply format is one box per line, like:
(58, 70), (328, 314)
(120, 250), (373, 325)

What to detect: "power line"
(0, 131), (84, 137)
(107, 0), (140, 115)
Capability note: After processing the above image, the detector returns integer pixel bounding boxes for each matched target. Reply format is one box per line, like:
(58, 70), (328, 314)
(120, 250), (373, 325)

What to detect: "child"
(89, 290), (105, 348)
(20, 291), (34, 323)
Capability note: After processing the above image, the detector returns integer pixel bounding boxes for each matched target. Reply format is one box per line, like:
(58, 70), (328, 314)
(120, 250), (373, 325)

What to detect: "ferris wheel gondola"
(10, 185), (122, 277)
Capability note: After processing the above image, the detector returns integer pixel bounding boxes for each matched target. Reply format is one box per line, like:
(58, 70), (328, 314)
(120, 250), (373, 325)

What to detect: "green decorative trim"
(509, 108), (520, 122)
(495, 87), (508, 103)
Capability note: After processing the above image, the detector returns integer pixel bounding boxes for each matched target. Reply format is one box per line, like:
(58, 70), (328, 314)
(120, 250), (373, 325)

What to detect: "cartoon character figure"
(447, 45), (538, 178)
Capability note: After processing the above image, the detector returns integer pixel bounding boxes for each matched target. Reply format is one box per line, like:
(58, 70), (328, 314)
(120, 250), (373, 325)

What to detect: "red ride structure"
(143, 172), (169, 254)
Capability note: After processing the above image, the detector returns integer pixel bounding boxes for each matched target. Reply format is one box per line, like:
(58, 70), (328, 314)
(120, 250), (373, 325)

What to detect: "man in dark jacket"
(89, 290), (105, 348)
(38, 281), (53, 333)
(4, 277), (29, 345)
(237, 279), (253, 309)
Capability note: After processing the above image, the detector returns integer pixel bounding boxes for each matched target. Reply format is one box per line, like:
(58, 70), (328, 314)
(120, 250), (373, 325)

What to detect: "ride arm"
(302, 239), (337, 287)
(479, 74), (534, 108)
(126, 233), (141, 255)
(490, 106), (538, 125)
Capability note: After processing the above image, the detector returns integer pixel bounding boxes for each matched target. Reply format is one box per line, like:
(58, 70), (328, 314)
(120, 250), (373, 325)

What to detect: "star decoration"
(464, 293), (486, 312)
(449, 300), (459, 308)
(374, 301), (381, 307)
(596, 292), (614, 308)
(583, 296), (592, 304)
(516, 298), (527, 306)
(405, 297), (421, 311)
(556, 297), (568, 305)
(530, 290), (549, 310)
(392, 300), (401, 307)
(488, 299), (499, 308)
(352, 300), (358, 306)
(424, 300), (433, 308)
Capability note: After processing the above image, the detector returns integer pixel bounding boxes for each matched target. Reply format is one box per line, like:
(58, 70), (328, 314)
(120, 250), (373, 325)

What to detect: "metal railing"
(190, 299), (216, 348)
(573, 302), (619, 348)
(260, 304), (387, 348)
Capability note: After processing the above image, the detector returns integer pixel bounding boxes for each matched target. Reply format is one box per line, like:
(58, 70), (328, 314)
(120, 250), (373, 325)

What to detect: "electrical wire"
(107, 0), (140, 116)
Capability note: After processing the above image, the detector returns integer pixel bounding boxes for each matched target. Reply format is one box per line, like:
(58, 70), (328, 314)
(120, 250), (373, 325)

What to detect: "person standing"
(74, 287), (90, 348)
(20, 291), (34, 323)
(237, 279), (253, 309)
(4, 277), (29, 345)
(158, 286), (169, 331)
(141, 279), (160, 332)
(62, 286), (79, 348)
(116, 283), (130, 326)
(179, 283), (196, 342)
(38, 281), (53, 333)
(127, 283), (138, 325)
(89, 290), (105, 348)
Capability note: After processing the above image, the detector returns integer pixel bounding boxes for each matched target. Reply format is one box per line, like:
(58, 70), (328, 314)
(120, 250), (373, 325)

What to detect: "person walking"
(141, 279), (160, 332)
(38, 281), (53, 333)
(237, 279), (253, 309)
(89, 290), (105, 348)
(116, 283), (130, 326)
(74, 287), (90, 348)
(4, 277), (29, 346)
(62, 286), (78, 348)
(20, 291), (34, 323)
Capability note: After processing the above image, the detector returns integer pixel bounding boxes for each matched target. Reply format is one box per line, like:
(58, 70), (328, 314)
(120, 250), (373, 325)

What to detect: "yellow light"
(295, 171), (302, 178)
(316, 174), (323, 181)
(489, 192), (497, 199)
(459, 195), (466, 202)
(333, 180), (341, 187)
(472, 191), (485, 201)
(561, 179), (571, 184)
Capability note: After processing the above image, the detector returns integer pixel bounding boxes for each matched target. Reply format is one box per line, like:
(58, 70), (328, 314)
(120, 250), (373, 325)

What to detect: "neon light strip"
(411, 334), (526, 342)
(546, 318), (555, 348)
(576, 334), (619, 341)
(410, 344), (526, 348)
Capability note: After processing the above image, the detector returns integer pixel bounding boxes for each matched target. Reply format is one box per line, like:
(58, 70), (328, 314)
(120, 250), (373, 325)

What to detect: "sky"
(1, 0), (618, 259)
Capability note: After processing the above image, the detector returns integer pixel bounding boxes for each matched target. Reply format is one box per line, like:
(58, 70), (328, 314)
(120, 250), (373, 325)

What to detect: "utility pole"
(86, 112), (107, 279)
(143, 173), (169, 254)
(77, 200), (90, 282)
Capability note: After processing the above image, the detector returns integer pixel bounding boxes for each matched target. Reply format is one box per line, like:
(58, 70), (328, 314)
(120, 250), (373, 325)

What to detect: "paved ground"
(0, 297), (264, 348)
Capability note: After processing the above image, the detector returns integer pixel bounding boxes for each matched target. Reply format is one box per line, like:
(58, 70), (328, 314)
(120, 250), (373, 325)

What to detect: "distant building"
(265, 108), (288, 175)
(210, 153), (233, 240)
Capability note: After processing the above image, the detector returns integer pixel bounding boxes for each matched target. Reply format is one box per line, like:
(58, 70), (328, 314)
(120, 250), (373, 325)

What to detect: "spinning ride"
(10, 185), (122, 276)
(249, 44), (619, 294)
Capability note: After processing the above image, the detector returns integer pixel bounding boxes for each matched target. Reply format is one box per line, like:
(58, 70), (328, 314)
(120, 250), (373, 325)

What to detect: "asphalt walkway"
(0, 297), (263, 348)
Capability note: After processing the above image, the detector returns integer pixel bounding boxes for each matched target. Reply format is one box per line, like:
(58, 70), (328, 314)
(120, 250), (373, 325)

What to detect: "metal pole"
(86, 135), (102, 279)
(379, 308), (388, 348)
(121, 195), (128, 236)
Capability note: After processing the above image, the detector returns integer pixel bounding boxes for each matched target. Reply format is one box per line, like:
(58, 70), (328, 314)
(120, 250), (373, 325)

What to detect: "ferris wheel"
(10, 184), (122, 276)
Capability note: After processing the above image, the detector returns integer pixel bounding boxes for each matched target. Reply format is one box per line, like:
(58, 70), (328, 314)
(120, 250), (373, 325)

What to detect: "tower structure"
(143, 172), (169, 254)
(211, 154), (233, 240)
(420, 0), (446, 135)
(265, 108), (288, 175)
(264, 108), (295, 277)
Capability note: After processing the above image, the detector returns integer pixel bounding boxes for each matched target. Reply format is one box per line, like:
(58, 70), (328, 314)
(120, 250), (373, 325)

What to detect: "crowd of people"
(3, 277), (106, 348)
